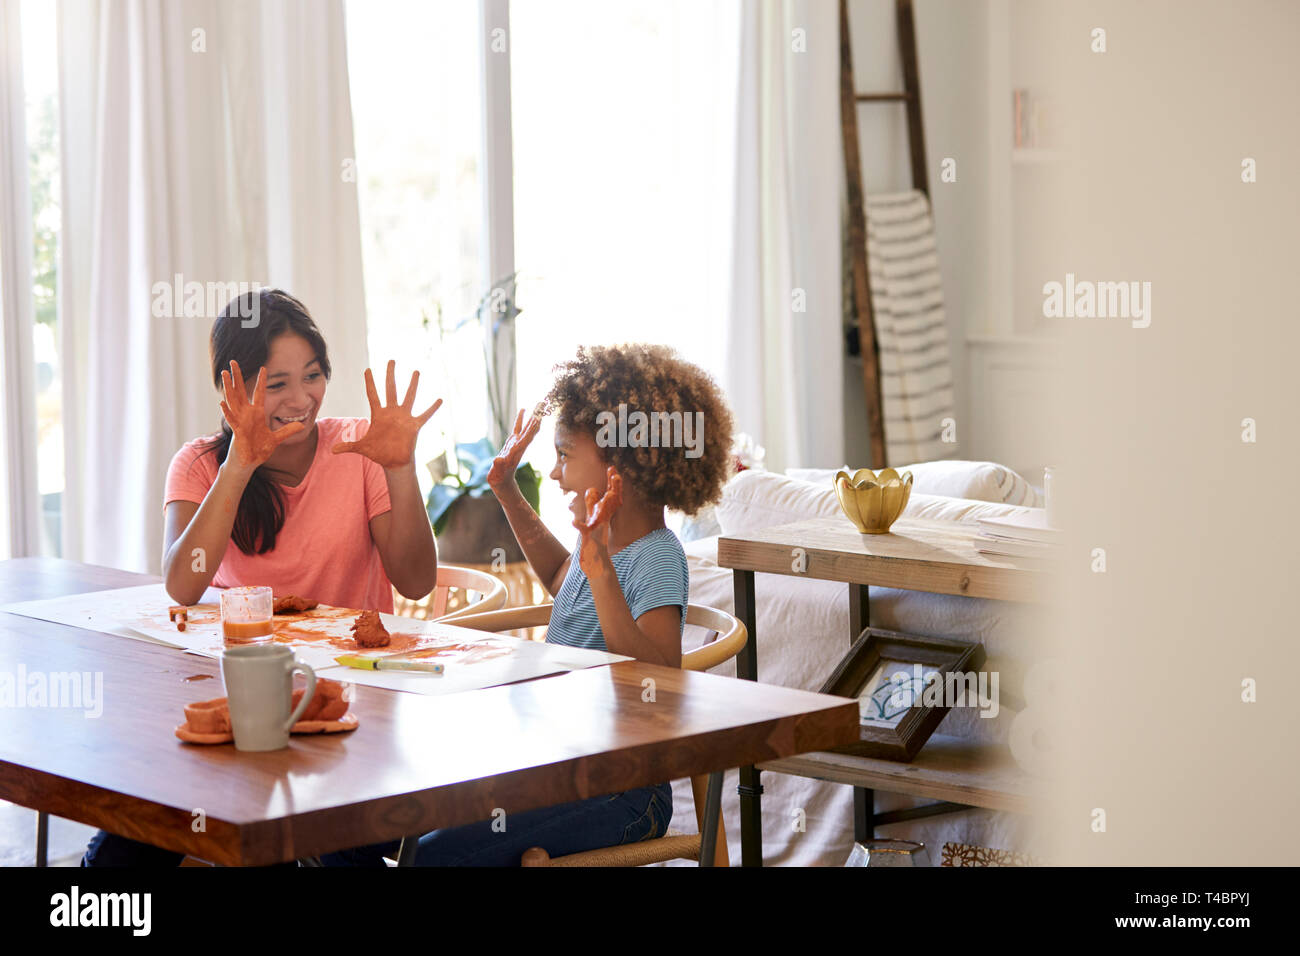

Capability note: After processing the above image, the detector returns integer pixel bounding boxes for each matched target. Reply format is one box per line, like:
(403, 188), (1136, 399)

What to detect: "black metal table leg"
(854, 787), (875, 842)
(36, 810), (49, 867)
(734, 569), (763, 867)
(699, 770), (724, 867)
(849, 584), (872, 842)
(396, 835), (420, 867)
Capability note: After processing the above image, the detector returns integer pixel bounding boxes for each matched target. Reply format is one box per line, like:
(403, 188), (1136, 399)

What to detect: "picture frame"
(817, 626), (987, 762)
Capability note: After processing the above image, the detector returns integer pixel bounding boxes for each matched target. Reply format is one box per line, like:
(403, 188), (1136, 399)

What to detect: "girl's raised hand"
(572, 467), (623, 578)
(332, 360), (442, 469)
(220, 360), (304, 468)
(486, 407), (542, 496)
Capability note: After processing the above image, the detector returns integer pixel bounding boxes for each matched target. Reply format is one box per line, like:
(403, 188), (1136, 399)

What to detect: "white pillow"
(787, 460), (1041, 507)
(715, 469), (1040, 536)
(715, 470), (841, 536)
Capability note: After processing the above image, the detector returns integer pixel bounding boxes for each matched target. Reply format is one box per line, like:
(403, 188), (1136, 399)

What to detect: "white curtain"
(57, 0), (369, 574)
(724, 0), (845, 473)
(0, 0), (42, 559)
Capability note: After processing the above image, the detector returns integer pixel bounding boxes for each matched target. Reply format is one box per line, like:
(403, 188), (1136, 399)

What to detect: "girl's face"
(550, 422), (609, 519)
(247, 332), (326, 446)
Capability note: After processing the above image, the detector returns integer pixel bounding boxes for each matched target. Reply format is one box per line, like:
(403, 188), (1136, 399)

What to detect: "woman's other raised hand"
(331, 360), (442, 469)
(220, 360), (304, 469)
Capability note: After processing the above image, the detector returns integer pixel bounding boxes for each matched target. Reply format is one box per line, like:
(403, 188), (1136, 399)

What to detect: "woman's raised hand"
(486, 407), (542, 496)
(220, 360), (304, 468)
(332, 360), (442, 469)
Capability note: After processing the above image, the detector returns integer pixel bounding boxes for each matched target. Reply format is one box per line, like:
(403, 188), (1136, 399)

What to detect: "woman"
(162, 288), (440, 610)
(82, 288), (441, 866)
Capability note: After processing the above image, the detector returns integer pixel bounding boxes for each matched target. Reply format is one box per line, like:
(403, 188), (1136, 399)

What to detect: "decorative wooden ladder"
(840, 0), (930, 468)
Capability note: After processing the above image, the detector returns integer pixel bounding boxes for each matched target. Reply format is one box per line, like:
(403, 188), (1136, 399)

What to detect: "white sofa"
(663, 462), (1051, 866)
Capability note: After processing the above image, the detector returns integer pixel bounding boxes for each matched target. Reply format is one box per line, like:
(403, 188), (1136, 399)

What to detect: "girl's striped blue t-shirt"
(547, 527), (689, 652)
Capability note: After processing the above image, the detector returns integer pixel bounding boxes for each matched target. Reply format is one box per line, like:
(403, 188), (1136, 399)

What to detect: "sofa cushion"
(714, 470), (841, 536)
(714, 468), (1041, 537)
(787, 460), (1041, 507)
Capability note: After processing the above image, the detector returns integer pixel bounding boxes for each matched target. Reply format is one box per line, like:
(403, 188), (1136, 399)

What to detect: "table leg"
(396, 835), (420, 867)
(734, 569), (763, 867)
(849, 584), (872, 843)
(849, 583), (869, 641)
(854, 787), (875, 842)
(698, 770), (724, 867)
(35, 810), (48, 867)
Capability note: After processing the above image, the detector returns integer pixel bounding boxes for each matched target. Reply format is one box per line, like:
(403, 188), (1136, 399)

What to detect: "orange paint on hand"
(330, 361), (441, 469)
(219, 360), (305, 467)
(573, 467), (623, 579)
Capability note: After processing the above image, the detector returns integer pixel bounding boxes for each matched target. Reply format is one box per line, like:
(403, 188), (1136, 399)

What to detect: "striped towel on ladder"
(863, 190), (957, 464)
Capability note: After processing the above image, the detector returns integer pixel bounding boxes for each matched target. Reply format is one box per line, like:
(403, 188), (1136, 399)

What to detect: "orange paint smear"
(273, 607), (355, 625)
(327, 630), (420, 653)
(397, 642), (513, 665)
(183, 674), (215, 682)
(272, 623), (335, 643)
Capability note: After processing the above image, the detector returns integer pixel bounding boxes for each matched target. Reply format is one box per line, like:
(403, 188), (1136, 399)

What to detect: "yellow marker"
(335, 654), (444, 674)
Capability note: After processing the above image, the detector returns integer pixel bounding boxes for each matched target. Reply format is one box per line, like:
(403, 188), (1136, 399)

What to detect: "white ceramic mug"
(221, 644), (316, 752)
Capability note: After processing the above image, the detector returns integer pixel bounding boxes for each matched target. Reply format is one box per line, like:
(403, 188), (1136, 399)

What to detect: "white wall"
(842, 0), (990, 468)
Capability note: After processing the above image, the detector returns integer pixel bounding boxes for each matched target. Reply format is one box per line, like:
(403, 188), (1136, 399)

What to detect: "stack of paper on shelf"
(975, 511), (1060, 560)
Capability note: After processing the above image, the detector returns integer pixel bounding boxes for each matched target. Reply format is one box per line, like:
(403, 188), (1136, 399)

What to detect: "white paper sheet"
(0, 583), (630, 695)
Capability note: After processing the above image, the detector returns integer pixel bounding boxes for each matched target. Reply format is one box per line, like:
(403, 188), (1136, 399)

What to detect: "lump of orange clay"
(292, 677), (349, 722)
(184, 698), (230, 735)
(273, 594), (319, 614)
(168, 605), (189, 632)
(350, 610), (390, 648)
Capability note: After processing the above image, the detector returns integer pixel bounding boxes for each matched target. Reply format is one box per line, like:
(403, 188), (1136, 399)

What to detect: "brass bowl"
(833, 468), (913, 534)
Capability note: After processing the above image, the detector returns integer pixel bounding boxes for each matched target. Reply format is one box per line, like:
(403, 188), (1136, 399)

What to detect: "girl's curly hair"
(542, 344), (735, 515)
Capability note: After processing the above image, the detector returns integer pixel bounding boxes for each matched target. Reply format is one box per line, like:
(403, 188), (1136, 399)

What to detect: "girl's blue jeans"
(321, 782), (673, 866)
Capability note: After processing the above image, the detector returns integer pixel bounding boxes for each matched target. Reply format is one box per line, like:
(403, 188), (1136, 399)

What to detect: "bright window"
(345, 0), (488, 499)
(22, 0), (62, 556)
(509, 0), (738, 537)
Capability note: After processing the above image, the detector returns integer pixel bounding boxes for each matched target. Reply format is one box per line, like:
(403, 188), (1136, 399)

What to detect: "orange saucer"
(291, 713), (359, 735)
(174, 724), (233, 745)
(175, 712), (359, 744)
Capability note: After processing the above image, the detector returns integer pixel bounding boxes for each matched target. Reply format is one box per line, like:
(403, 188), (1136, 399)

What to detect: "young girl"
(323, 342), (735, 866)
(82, 288), (441, 866)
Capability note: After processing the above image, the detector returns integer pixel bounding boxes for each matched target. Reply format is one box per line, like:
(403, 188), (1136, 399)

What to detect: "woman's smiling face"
(249, 332), (326, 445)
(550, 422), (609, 519)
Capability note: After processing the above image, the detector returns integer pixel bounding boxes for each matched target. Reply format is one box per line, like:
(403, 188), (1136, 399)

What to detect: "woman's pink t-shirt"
(164, 417), (396, 612)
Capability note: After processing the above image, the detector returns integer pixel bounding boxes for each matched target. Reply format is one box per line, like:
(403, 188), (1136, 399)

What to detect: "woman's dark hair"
(196, 289), (331, 555)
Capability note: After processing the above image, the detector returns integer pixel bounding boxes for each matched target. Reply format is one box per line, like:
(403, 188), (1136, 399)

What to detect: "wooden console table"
(718, 515), (1046, 866)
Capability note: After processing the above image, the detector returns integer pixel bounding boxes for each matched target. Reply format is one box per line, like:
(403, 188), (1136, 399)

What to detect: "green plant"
(425, 438), (540, 536)
(424, 273), (538, 536)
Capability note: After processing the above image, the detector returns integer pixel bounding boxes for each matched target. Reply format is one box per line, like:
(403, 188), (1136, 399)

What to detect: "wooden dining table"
(0, 558), (859, 867)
